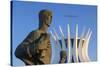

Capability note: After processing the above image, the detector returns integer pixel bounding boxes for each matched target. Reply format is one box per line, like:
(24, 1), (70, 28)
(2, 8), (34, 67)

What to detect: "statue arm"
(14, 31), (37, 65)
(15, 31), (37, 57)
(21, 31), (36, 46)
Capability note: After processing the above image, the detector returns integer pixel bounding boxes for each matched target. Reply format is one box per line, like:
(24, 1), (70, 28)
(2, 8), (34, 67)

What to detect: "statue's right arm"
(21, 31), (36, 46)
(14, 31), (38, 65)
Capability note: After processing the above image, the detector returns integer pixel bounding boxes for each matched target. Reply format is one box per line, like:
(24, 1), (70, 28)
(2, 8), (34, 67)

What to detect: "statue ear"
(39, 14), (44, 27)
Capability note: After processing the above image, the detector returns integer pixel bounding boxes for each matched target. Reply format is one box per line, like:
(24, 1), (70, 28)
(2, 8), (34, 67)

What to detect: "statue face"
(43, 12), (52, 27)
(39, 10), (52, 28)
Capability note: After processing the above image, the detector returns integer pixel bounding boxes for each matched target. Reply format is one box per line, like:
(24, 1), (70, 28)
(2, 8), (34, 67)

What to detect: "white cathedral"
(50, 24), (92, 63)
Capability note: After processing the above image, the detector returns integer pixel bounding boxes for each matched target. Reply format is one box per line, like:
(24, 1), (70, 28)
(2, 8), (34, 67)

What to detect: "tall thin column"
(78, 28), (85, 62)
(73, 24), (79, 62)
(67, 24), (71, 62)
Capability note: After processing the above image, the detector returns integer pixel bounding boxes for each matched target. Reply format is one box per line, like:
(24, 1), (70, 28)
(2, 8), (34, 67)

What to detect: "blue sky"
(12, 1), (97, 66)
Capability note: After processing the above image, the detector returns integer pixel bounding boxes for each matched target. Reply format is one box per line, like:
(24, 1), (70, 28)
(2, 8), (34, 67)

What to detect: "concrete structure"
(50, 24), (92, 63)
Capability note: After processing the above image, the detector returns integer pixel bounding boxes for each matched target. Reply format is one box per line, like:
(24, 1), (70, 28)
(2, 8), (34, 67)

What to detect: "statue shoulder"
(29, 30), (40, 40)
(30, 30), (37, 34)
(29, 30), (39, 36)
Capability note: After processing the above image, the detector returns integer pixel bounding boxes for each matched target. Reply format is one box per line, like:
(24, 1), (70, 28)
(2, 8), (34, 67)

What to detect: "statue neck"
(38, 24), (48, 33)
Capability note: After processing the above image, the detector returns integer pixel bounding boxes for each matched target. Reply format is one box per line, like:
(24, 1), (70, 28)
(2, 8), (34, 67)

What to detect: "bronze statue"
(15, 9), (67, 65)
(59, 50), (67, 63)
(15, 9), (52, 65)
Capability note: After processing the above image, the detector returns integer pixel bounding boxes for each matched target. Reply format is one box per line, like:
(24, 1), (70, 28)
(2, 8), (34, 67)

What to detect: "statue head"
(59, 50), (67, 63)
(39, 9), (52, 29)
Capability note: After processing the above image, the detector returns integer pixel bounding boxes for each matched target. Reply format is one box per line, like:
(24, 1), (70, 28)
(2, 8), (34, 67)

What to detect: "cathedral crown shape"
(50, 24), (92, 62)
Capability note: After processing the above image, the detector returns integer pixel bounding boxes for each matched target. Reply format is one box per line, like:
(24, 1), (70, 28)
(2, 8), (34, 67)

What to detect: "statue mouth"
(44, 21), (50, 27)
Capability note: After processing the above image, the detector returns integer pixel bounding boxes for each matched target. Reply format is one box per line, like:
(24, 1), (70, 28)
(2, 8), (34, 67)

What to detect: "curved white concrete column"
(73, 24), (79, 62)
(81, 28), (90, 62)
(52, 28), (61, 48)
(82, 29), (92, 62)
(67, 24), (71, 63)
(59, 26), (66, 50)
(78, 28), (85, 62)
